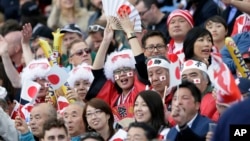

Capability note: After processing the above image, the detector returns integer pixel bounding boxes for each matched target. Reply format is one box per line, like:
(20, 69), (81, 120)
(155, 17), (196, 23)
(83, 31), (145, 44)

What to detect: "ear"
(195, 102), (200, 111)
(106, 113), (110, 121)
(165, 44), (169, 53)
(151, 4), (157, 11)
(225, 29), (228, 37)
(15, 44), (22, 53)
(68, 56), (73, 64)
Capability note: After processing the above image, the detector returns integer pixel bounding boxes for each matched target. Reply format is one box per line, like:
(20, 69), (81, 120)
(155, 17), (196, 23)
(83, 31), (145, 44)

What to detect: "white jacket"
(0, 107), (19, 141)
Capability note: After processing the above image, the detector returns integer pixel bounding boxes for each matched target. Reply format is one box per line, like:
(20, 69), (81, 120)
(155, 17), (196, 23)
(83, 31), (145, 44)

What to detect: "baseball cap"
(32, 24), (53, 40)
(21, 1), (40, 17)
(60, 24), (83, 37)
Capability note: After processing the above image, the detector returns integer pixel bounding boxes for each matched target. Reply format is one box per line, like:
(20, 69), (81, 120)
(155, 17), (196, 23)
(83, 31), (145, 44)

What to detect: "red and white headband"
(147, 58), (170, 70)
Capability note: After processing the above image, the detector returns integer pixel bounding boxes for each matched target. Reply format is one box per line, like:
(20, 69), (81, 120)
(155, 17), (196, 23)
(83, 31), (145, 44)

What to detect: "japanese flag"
(193, 78), (201, 84)
(114, 74), (120, 80)
(21, 103), (34, 123)
(126, 71), (133, 77)
(159, 76), (166, 81)
(57, 96), (69, 114)
(10, 100), (24, 119)
(109, 129), (127, 141)
(21, 80), (41, 103)
(168, 53), (181, 88)
(46, 65), (69, 90)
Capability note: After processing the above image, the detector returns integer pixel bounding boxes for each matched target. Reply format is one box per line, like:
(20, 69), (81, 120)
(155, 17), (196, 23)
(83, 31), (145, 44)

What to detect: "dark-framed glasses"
(113, 67), (133, 75)
(70, 48), (91, 57)
(85, 109), (103, 118)
(145, 44), (166, 52)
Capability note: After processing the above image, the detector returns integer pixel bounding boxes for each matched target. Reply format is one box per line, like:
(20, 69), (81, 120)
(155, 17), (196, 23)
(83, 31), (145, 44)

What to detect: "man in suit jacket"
(221, 6), (242, 36)
(166, 81), (212, 141)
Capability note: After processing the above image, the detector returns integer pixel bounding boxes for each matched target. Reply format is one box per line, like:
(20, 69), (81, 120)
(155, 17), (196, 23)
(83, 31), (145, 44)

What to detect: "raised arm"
(92, 21), (114, 70)
(47, 0), (61, 30)
(222, 0), (250, 15)
(119, 14), (149, 83)
(21, 23), (34, 64)
(119, 13), (143, 56)
(0, 35), (21, 88)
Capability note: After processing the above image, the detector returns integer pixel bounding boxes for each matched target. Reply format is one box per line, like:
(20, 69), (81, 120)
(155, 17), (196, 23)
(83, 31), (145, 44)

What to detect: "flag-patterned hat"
(104, 49), (136, 82)
(67, 63), (94, 87)
(21, 58), (51, 85)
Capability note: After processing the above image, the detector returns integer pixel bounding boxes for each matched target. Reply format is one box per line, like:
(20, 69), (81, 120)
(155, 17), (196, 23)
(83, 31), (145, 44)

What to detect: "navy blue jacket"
(167, 114), (212, 141)
(212, 98), (250, 141)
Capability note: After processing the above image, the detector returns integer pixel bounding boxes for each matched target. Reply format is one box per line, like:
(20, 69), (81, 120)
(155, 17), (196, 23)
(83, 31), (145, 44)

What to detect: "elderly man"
(63, 103), (85, 141)
(181, 59), (219, 122)
(15, 103), (57, 141)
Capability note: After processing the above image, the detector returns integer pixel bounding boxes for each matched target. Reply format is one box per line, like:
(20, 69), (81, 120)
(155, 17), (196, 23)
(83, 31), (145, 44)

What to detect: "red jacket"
(200, 92), (219, 122)
(95, 74), (146, 121)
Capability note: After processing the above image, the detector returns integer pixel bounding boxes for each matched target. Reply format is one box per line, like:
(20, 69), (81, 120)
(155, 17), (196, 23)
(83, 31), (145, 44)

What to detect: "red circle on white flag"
(28, 86), (38, 98)
(175, 67), (181, 79)
(48, 74), (60, 85)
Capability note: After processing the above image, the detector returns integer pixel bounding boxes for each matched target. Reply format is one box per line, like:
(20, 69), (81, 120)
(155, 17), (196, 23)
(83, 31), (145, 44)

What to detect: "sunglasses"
(88, 25), (105, 32)
(70, 48), (91, 57)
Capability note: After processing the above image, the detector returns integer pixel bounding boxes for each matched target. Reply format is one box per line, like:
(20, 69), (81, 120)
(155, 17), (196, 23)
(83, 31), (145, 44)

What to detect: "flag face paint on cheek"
(159, 75), (166, 81)
(193, 78), (201, 84)
(126, 71), (134, 77)
(115, 74), (120, 80)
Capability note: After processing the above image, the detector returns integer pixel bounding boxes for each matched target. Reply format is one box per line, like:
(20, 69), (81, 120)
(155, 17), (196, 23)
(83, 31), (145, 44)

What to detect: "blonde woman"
(47, 0), (94, 32)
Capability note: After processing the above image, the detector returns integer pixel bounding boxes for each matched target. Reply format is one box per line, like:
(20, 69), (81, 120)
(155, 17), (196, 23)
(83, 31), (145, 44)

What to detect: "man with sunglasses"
(135, 0), (171, 43)
(88, 23), (105, 53)
(60, 24), (85, 69)
(68, 39), (93, 68)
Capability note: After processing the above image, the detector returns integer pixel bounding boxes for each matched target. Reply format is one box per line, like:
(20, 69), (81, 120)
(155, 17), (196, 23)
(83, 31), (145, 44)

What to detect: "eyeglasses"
(70, 48), (91, 57)
(80, 132), (104, 141)
(113, 67), (133, 75)
(85, 109), (103, 118)
(88, 25), (105, 32)
(145, 44), (166, 52)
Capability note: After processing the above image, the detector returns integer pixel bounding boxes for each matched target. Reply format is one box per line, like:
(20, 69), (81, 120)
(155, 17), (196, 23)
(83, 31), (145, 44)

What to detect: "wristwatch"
(127, 32), (136, 39)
